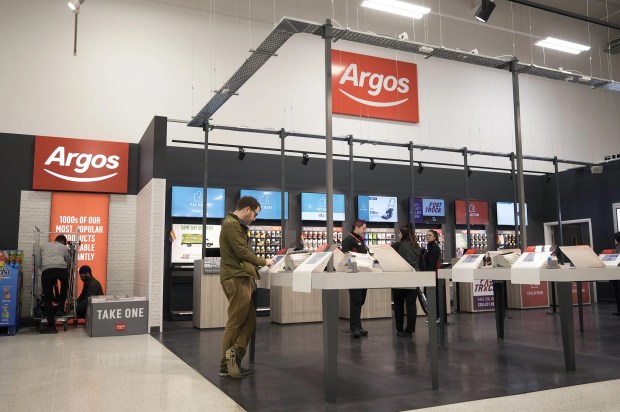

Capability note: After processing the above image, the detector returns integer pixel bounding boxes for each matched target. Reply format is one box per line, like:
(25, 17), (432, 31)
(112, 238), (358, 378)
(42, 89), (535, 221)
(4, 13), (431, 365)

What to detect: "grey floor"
(3, 303), (620, 411)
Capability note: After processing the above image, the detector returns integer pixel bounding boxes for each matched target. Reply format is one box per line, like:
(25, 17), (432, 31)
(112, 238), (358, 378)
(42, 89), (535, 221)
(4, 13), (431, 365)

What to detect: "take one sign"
(33, 136), (129, 193)
(332, 50), (419, 123)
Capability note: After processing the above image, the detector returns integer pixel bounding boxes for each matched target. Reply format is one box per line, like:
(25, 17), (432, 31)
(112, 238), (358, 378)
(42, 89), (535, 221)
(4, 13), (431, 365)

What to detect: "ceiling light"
(237, 147), (246, 161)
(361, 0), (431, 19)
(474, 0), (496, 23)
(302, 153), (309, 165)
(369, 158), (377, 170)
(535, 37), (590, 55)
(545, 174), (552, 183)
(68, 0), (85, 12)
(417, 162), (424, 174)
(467, 167), (473, 177)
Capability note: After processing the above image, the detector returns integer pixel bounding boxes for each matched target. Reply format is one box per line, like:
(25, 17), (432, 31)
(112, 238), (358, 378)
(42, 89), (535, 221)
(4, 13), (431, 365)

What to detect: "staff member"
(342, 219), (369, 339)
(38, 235), (71, 334)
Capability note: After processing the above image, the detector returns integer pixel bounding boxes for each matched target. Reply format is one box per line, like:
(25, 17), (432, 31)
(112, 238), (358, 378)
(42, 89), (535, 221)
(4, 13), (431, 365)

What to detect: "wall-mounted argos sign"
(332, 50), (419, 123)
(33, 136), (129, 193)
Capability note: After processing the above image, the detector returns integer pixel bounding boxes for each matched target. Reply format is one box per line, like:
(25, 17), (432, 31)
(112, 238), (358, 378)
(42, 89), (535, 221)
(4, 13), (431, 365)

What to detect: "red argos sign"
(332, 50), (419, 123)
(33, 136), (129, 193)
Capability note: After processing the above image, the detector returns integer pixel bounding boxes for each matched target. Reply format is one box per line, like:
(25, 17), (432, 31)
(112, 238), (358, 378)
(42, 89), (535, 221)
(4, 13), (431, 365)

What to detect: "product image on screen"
(171, 186), (225, 218)
(301, 193), (346, 221)
(463, 254), (481, 264)
(496, 202), (528, 226)
(240, 190), (288, 220)
(410, 198), (446, 223)
(358, 195), (398, 222)
(455, 200), (489, 225)
(602, 254), (619, 262)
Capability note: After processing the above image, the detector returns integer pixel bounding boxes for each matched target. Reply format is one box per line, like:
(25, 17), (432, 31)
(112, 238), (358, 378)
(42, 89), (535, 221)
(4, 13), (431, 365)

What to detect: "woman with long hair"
(391, 223), (421, 337)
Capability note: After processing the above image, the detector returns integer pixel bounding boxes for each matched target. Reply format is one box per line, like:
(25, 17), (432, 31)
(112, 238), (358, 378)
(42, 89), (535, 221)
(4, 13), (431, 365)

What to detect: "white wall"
(2, 0), (620, 171)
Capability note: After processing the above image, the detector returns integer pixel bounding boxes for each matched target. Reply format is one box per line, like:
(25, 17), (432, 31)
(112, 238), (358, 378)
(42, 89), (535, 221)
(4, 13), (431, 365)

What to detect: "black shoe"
(396, 331), (404, 337)
(401, 331), (413, 337)
(352, 330), (361, 338)
(41, 326), (58, 334)
(359, 329), (369, 336)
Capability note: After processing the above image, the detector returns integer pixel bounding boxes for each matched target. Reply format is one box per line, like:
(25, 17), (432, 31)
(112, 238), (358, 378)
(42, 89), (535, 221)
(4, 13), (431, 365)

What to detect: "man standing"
(38, 235), (71, 334)
(219, 196), (272, 378)
(341, 219), (369, 339)
(76, 265), (104, 319)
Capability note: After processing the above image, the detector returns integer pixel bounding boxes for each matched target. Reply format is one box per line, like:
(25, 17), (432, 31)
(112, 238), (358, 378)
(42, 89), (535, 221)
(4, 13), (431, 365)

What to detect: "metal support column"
(510, 153), (521, 249)
(348, 135), (354, 235)
(409, 142), (415, 229)
(201, 122), (209, 259)
(463, 148), (471, 249)
(280, 128), (286, 248)
(511, 58), (527, 249)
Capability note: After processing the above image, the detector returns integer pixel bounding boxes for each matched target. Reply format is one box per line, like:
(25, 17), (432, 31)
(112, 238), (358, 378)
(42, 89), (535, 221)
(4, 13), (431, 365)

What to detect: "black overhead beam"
(507, 0), (620, 31)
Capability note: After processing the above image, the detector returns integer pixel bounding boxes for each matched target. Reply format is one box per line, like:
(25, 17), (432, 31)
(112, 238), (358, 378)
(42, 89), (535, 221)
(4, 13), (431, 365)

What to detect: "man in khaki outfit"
(219, 196), (272, 378)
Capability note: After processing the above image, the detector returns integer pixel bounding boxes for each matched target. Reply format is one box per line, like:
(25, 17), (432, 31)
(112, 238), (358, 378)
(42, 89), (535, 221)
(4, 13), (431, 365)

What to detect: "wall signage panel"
(33, 136), (129, 193)
(301, 193), (345, 221)
(170, 224), (221, 264)
(455, 200), (489, 225)
(496, 202), (528, 226)
(240, 190), (288, 220)
(331, 50), (419, 124)
(357, 195), (397, 222)
(171, 186), (226, 218)
(409, 197), (446, 224)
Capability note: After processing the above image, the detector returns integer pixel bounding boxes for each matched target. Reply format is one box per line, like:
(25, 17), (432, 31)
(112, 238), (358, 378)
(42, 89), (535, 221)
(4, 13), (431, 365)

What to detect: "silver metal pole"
(463, 149), (471, 249)
(409, 142), (415, 229)
(348, 135), (354, 234)
(510, 153), (520, 248)
(201, 123), (209, 259)
(511, 58), (528, 249)
(324, 20), (334, 249)
(280, 128), (286, 249)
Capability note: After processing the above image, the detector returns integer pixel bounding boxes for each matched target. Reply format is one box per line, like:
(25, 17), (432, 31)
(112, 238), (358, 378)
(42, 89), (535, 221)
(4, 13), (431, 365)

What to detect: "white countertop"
(270, 271), (436, 290)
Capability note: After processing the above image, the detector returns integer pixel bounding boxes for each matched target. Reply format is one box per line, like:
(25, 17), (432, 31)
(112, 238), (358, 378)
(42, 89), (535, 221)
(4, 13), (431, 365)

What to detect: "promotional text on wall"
(33, 136), (129, 193)
(332, 50), (419, 123)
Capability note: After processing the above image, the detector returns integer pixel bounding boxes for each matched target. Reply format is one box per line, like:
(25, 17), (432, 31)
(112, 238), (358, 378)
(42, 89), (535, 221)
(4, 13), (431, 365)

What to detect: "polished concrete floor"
(156, 303), (620, 411)
(3, 303), (620, 411)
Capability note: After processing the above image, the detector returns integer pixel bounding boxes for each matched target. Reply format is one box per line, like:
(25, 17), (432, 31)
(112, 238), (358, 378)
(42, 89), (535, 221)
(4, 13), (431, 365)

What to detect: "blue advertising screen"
(240, 190), (288, 220)
(171, 186), (225, 218)
(409, 197), (445, 223)
(496, 202), (528, 226)
(358, 195), (398, 223)
(301, 192), (346, 221)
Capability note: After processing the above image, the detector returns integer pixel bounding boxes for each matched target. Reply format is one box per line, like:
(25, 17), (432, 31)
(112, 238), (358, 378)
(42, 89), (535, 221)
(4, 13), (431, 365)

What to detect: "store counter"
(193, 260), (228, 329)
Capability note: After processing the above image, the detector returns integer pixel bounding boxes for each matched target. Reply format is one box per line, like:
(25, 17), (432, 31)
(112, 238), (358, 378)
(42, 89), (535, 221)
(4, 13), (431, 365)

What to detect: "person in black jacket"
(421, 229), (442, 322)
(612, 232), (620, 315)
(391, 223), (421, 337)
(341, 219), (369, 338)
(76, 265), (103, 319)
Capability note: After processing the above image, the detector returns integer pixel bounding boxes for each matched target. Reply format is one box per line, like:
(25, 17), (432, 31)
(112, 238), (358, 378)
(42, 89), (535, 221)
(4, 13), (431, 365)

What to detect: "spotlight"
(369, 159), (376, 170)
(545, 174), (552, 183)
(467, 167), (473, 177)
(417, 162), (424, 174)
(302, 153), (309, 165)
(474, 0), (495, 23)
(68, 0), (85, 12)
(237, 147), (246, 161)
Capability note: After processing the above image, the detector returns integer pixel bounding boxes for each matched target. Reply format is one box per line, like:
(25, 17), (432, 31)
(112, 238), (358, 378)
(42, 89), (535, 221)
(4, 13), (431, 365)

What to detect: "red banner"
(50, 192), (109, 295)
(571, 282), (591, 305)
(520, 283), (550, 308)
(455, 200), (489, 225)
(332, 50), (419, 123)
(34, 136), (129, 193)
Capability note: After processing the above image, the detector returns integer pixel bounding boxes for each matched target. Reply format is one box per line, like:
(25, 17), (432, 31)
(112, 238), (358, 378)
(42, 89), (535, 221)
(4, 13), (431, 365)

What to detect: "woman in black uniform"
(391, 223), (421, 337)
(421, 229), (441, 322)
(341, 219), (369, 338)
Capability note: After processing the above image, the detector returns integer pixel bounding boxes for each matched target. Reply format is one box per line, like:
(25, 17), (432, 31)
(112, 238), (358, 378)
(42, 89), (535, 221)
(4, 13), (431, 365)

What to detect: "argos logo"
(33, 136), (129, 193)
(332, 50), (419, 123)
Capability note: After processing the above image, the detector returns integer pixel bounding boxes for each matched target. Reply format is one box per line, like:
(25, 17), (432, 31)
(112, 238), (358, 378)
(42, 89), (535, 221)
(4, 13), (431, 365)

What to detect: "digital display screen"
(358, 195), (398, 222)
(409, 197), (446, 224)
(616, 208), (620, 232)
(603, 254), (619, 262)
(301, 192), (346, 221)
(497, 202), (528, 226)
(171, 186), (226, 218)
(240, 190), (288, 220)
(455, 200), (489, 225)
(463, 254), (480, 264)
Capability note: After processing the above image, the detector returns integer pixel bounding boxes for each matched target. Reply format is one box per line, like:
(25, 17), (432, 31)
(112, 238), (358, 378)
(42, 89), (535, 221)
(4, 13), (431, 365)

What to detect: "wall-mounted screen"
(616, 206), (620, 232)
(409, 197), (446, 224)
(496, 202), (528, 226)
(358, 195), (398, 223)
(240, 190), (288, 220)
(171, 186), (225, 218)
(455, 200), (489, 225)
(301, 192), (345, 221)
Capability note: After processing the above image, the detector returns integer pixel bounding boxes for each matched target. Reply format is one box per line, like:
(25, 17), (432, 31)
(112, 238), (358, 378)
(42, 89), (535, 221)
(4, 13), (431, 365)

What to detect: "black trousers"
(612, 280), (620, 313)
(41, 268), (69, 327)
(76, 301), (87, 319)
(392, 288), (418, 332)
(349, 288), (367, 332)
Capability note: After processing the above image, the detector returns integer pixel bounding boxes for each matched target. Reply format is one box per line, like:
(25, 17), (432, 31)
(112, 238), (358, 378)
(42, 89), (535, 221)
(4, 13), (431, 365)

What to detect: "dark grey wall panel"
(138, 116), (167, 192)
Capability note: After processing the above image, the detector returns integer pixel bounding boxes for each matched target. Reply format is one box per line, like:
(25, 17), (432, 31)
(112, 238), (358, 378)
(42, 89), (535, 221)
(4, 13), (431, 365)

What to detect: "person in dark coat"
(421, 229), (442, 322)
(341, 219), (369, 338)
(391, 223), (421, 337)
(76, 265), (103, 319)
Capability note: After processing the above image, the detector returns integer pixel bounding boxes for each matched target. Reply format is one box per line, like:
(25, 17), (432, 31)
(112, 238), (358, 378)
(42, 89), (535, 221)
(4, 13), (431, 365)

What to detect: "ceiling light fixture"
(369, 158), (377, 170)
(67, 0), (85, 57)
(417, 162), (424, 174)
(467, 167), (473, 178)
(361, 0), (431, 20)
(68, 0), (85, 11)
(535, 37), (590, 55)
(474, 0), (496, 23)
(545, 174), (552, 183)
(302, 153), (309, 165)
(237, 147), (246, 161)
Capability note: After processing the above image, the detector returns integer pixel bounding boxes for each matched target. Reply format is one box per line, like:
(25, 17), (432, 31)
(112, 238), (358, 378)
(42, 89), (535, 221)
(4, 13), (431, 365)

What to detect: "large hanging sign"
(33, 136), (129, 193)
(332, 50), (419, 123)
(50, 192), (109, 295)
